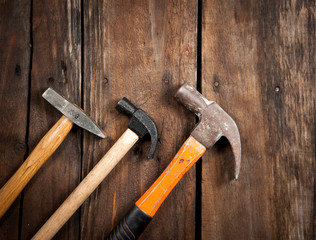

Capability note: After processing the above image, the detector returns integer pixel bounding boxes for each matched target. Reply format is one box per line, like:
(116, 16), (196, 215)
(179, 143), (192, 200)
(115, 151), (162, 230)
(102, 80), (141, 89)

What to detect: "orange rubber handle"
(136, 136), (206, 217)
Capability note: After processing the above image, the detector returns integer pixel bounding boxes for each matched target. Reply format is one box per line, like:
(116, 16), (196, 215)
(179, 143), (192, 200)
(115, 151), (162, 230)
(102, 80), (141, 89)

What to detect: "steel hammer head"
(175, 83), (241, 179)
(42, 88), (105, 138)
(116, 97), (158, 159)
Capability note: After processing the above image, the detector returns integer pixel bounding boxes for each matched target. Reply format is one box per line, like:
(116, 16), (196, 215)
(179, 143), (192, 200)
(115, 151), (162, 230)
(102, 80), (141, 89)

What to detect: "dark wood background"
(0, 0), (314, 239)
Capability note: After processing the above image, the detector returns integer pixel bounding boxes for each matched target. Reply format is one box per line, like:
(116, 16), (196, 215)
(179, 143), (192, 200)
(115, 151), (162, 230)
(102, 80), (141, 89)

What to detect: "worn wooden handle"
(32, 128), (139, 240)
(0, 115), (73, 219)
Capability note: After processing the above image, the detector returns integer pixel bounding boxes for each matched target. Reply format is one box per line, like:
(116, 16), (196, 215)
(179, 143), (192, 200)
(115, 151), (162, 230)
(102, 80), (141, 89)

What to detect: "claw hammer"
(0, 88), (105, 218)
(32, 97), (158, 240)
(106, 83), (241, 240)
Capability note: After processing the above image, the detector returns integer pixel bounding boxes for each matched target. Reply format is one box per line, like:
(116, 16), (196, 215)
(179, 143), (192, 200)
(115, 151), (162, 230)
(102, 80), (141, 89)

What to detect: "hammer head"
(116, 97), (158, 159)
(175, 83), (241, 179)
(42, 88), (105, 138)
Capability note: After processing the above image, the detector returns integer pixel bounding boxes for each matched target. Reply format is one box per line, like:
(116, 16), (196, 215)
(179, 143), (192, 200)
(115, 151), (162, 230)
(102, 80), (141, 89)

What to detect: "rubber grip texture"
(106, 205), (152, 240)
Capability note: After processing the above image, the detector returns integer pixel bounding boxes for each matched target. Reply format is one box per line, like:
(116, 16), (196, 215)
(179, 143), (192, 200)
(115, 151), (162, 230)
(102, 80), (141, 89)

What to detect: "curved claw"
(223, 117), (241, 179)
(116, 98), (158, 159)
(129, 109), (158, 159)
(145, 119), (158, 159)
(190, 103), (241, 180)
(175, 83), (241, 179)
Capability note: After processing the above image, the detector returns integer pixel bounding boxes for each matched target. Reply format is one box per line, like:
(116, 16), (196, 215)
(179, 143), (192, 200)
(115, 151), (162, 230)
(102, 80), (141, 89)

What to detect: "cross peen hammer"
(106, 83), (241, 240)
(32, 97), (158, 240)
(0, 88), (105, 219)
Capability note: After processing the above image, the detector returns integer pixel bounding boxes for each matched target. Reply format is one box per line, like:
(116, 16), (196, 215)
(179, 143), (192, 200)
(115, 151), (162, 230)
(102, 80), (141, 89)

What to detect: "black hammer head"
(116, 98), (158, 159)
(175, 83), (241, 179)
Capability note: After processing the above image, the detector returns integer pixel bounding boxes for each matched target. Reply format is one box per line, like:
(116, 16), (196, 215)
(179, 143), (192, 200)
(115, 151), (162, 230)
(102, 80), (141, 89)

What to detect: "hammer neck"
(136, 136), (206, 217)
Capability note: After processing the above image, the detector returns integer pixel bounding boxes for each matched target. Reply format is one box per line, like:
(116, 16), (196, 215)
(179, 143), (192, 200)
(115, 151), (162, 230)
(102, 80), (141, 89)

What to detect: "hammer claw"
(225, 122), (241, 179)
(116, 98), (158, 159)
(175, 83), (241, 179)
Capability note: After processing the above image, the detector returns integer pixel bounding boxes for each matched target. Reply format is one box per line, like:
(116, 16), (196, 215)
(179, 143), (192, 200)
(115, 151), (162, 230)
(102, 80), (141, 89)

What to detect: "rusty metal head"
(174, 83), (241, 179)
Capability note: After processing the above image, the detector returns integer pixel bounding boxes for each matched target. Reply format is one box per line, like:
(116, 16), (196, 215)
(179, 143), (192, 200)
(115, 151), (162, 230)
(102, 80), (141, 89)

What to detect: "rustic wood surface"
(201, 0), (315, 239)
(21, 0), (83, 239)
(0, 0), (314, 240)
(81, 1), (197, 239)
(0, 0), (30, 239)
(0, 115), (74, 219)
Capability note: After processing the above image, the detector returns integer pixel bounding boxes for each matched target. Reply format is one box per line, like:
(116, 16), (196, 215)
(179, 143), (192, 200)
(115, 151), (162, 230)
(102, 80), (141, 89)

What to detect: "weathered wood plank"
(201, 0), (315, 239)
(20, 0), (82, 239)
(0, 0), (30, 239)
(1, 0), (313, 239)
(82, 0), (197, 239)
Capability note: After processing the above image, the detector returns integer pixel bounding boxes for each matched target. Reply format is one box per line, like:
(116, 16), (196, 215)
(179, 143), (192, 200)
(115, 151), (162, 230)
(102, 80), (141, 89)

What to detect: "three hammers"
(106, 83), (241, 240)
(0, 88), (105, 218)
(32, 98), (158, 240)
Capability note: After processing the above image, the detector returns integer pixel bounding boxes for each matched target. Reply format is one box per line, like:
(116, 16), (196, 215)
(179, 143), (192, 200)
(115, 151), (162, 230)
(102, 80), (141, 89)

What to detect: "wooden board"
(81, 0), (197, 239)
(19, 0), (82, 239)
(0, 0), (30, 239)
(0, 0), (315, 239)
(201, 0), (315, 239)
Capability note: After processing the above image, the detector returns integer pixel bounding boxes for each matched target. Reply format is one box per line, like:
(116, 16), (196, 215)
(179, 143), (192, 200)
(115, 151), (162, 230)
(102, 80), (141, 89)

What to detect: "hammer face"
(175, 82), (214, 115)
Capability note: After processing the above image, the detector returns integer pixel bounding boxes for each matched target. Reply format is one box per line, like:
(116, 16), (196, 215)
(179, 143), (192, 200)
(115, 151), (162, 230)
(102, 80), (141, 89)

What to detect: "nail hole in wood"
(15, 64), (21, 76)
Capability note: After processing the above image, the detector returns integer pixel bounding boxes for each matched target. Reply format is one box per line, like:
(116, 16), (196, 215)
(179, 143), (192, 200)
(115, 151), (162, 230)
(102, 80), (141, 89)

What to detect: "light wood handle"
(0, 115), (73, 218)
(32, 128), (139, 240)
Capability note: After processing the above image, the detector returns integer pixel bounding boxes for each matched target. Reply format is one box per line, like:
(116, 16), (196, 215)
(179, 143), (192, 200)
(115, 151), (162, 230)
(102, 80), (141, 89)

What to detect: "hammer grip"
(106, 205), (152, 240)
(135, 136), (206, 217)
(106, 136), (206, 239)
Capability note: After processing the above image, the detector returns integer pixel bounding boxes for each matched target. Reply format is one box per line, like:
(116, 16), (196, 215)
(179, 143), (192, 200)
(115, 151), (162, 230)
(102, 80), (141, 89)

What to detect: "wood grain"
(201, 0), (315, 239)
(20, 0), (83, 239)
(32, 129), (138, 240)
(0, 116), (73, 219)
(0, 0), (314, 239)
(82, 0), (197, 239)
(0, 0), (30, 239)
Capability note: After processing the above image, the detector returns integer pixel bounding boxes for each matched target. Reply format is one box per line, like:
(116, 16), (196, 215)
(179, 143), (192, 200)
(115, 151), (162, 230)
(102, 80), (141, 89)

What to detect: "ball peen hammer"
(106, 83), (241, 240)
(0, 88), (105, 219)
(32, 97), (158, 240)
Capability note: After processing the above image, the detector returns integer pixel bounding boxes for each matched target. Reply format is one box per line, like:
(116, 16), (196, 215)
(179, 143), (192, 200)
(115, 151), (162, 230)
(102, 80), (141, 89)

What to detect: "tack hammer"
(32, 98), (158, 240)
(106, 83), (241, 240)
(0, 88), (105, 219)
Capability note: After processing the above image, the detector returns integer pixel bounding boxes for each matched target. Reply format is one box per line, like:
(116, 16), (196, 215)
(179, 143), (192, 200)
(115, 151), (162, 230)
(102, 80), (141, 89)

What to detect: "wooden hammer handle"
(32, 128), (139, 240)
(0, 115), (73, 218)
